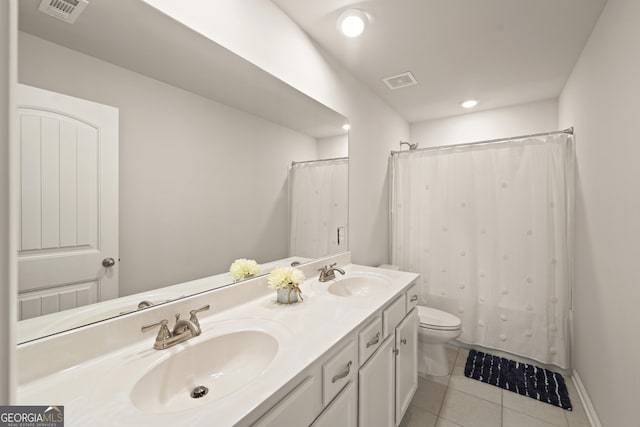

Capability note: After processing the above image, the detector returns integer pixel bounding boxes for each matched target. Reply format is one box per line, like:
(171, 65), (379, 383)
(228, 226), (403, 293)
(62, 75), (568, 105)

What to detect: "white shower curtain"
(289, 158), (348, 258)
(391, 134), (574, 368)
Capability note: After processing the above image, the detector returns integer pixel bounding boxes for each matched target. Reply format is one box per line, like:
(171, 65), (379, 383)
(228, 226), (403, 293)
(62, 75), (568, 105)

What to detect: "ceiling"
(271, 0), (607, 123)
(18, 0), (347, 138)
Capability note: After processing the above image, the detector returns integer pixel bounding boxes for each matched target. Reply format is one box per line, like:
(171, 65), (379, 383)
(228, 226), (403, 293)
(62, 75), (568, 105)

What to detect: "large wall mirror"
(16, 0), (349, 343)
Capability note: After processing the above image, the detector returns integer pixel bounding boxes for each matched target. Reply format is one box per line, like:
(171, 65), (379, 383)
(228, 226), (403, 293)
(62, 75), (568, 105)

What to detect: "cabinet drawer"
(383, 295), (406, 338)
(322, 339), (358, 405)
(406, 283), (419, 312)
(358, 317), (383, 366)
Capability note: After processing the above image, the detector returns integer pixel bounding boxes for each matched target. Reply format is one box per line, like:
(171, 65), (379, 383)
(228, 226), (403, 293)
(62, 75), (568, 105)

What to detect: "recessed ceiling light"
(337, 9), (368, 38)
(461, 100), (479, 109)
(342, 124), (351, 131)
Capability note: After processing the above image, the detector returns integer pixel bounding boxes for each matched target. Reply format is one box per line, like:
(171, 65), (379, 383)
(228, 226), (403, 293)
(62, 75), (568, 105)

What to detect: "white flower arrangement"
(229, 258), (261, 280)
(267, 266), (305, 290)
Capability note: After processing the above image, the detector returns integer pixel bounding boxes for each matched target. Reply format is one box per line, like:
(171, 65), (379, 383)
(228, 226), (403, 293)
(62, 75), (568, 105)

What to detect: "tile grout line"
(448, 375), (502, 406)
(449, 386), (503, 408)
(455, 372), (569, 425)
(434, 348), (458, 419)
(501, 390), (503, 427)
(502, 396), (570, 427)
(441, 348), (458, 415)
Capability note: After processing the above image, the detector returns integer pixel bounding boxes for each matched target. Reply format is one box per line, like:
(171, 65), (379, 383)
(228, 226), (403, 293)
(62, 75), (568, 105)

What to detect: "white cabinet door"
(395, 308), (418, 425)
(17, 84), (119, 319)
(254, 376), (321, 427)
(358, 335), (395, 427)
(312, 381), (357, 427)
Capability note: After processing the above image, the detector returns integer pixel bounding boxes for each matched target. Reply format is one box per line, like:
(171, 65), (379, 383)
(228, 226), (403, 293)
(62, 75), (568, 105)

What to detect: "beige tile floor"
(400, 347), (591, 427)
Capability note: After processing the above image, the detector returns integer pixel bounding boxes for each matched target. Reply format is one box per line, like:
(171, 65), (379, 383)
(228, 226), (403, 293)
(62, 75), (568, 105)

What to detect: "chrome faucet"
(141, 304), (210, 350)
(318, 263), (346, 282)
(172, 313), (200, 336)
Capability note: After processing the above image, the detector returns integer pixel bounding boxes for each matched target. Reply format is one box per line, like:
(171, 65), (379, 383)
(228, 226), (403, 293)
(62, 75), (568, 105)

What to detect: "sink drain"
(190, 385), (209, 399)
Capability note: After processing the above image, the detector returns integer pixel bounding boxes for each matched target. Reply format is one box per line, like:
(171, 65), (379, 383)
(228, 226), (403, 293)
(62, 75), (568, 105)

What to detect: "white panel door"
(395, 309), (418, 426)
(358, 335), (395, 427)
(312, 381), (357, 427)
(253, 376), (321, 427)
(17, 84), (119, 319)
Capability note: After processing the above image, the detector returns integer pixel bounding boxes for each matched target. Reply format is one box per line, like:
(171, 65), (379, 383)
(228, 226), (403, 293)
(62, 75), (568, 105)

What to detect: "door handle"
(102, 257), (116, 268)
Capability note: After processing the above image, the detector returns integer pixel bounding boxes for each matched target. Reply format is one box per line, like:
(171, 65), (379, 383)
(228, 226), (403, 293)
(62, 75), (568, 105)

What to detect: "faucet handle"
(137, 300), (153, 309)
(142, 319), (174, 350)
(189, 304), (210, 328)
(141, 319), (169, 333)
(189, 305), (210, 316)
(141, 319), (172, 347)
(318, 263), (337, 272)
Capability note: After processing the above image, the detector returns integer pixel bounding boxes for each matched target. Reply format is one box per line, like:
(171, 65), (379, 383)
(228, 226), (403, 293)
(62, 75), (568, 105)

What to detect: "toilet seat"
(418, 306), (462, 331)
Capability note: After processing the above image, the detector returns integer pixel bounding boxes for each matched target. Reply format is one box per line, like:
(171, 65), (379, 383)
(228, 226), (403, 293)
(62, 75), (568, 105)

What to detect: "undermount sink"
(130, 330), (278, 413)
(327, 274), (391, 297)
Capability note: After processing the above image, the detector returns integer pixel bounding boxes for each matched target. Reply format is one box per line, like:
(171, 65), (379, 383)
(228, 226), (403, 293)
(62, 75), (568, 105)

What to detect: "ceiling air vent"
(382, 72), (418, 90)
(38, 0), (89, 24)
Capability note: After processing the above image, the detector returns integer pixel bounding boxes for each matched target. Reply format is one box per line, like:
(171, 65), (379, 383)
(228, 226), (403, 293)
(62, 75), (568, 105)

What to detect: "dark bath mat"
(464, 349), (572, 411)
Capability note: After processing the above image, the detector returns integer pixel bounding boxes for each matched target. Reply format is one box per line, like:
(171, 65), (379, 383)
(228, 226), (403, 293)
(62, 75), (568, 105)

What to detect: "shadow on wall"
(572, 159), (604, 369)
(257, 179), (289, 261)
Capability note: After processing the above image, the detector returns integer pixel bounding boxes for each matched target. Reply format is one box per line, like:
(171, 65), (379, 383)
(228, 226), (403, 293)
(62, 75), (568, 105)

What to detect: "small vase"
(277, 286), (299, 304)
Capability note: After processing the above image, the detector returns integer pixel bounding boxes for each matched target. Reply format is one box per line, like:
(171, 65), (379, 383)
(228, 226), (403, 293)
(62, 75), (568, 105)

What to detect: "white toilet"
(417, 305), (462, 376)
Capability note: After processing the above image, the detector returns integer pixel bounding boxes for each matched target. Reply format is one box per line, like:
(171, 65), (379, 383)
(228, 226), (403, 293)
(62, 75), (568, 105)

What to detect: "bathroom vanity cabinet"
(251, 288), (418, 427)
(394, 309), (418, 424)
(358, 335), (395, 425)
(358, 299), (418, 427)
(18, 259), (419, 427)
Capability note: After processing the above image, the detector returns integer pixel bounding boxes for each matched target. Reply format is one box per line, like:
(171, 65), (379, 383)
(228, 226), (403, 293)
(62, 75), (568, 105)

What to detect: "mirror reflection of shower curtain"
(289, 158), (348, 258)
(391, 134), (574, 369)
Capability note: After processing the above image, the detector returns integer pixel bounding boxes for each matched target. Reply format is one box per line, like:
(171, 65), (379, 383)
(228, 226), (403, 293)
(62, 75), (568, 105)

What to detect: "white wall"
(144, 0), (410, 267)
(19, 33), (319, 296)
(317, 134), (348, 159)
(0, 0), (17, 404)
(559, 0), (640, 425)
(410, 99), (559, 147)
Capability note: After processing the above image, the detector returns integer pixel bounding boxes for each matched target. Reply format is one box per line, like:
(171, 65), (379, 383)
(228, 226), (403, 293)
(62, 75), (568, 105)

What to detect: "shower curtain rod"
(291, 156), (348, 166)
(390, 127), (574, 155)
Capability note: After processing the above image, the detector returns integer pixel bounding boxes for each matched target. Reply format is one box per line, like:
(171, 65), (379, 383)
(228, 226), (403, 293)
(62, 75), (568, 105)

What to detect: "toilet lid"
(417, 306), (462, 331)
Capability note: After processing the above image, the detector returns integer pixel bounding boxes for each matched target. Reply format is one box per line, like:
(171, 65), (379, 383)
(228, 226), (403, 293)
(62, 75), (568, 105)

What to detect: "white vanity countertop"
(17, 263), (418, 427)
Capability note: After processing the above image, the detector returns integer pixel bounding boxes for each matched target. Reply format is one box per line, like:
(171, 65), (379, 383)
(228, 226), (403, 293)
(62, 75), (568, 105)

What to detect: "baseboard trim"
(572, 369), (602, 427)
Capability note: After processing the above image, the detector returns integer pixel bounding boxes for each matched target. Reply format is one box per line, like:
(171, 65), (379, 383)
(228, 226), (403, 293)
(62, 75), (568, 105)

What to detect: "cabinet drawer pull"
(331, 360), (353, 383)
(410, 295), (418, 302)
(366, 332), (381, 348)
(400, 338), (407, 345)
